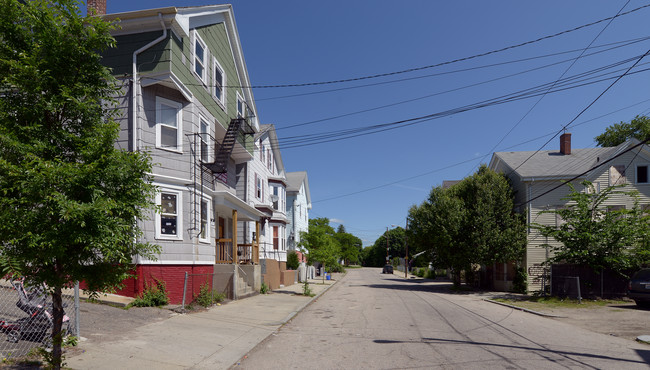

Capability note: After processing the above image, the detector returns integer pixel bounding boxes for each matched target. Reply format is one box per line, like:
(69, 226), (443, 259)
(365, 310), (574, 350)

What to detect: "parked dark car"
(382, 265), (393, 274)
(628, 268), (650, 308)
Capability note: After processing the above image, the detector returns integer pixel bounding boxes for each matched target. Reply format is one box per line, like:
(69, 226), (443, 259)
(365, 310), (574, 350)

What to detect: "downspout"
(132, 13), (167, 151)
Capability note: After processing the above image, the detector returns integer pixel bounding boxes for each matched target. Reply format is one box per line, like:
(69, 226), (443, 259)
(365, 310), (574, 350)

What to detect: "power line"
(516, 138), (650, 208)
(471, 0), (632, 175)
(308, 98), (650, 205)
(258, 36), (650, 103)
(509, 47), (650, 176)
(230, 3), (650, 89)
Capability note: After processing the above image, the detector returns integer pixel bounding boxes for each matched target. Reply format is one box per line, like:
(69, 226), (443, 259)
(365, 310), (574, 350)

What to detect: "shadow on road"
(373, 337), (650, 366)
(354, 276), (481, 296)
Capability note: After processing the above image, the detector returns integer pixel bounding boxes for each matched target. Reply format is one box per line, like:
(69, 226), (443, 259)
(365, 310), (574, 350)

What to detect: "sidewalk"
(66, 276), (338, 370)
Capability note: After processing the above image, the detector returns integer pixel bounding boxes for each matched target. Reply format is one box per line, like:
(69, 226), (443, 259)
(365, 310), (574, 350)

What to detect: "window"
(610, 165), (626, 185)
(637, 165), (648, 184)
(156, 97), (183, 152)
(267, 149), (272, 171)
(200, 117), (210, 162)
(273, 226), (279, 250)
(193, 32), (207, 84)
(156, 190), (183, 240)
(213, 59), (226, 108)
(256, 174), (262, 200)
(199, 198), (210, 242)
(237, 93), (244, 118)
(272, 186), (279, 210)
(586, 181), (600, 194)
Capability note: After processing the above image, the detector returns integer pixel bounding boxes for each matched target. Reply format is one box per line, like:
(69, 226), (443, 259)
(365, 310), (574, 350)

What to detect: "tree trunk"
(51, 285), (64, 369)
(452, 268), (462, 287)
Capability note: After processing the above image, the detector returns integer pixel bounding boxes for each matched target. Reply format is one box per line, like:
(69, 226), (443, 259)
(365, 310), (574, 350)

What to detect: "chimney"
(560, 132), (571, 155)
(87, 0), (107, 15)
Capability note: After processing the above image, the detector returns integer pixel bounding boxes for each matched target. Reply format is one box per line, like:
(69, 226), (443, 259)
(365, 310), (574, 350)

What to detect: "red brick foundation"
(112, 265), (214, 304)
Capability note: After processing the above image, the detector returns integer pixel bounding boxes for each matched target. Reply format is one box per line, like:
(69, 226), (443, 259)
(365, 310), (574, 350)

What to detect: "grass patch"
(493, 296), (628, 311)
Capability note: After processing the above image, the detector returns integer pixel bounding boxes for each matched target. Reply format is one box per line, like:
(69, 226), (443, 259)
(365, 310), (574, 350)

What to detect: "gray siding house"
(489, 133), (650, 292)
(286, 171), (311, 256)
(99, 5), (266, 303)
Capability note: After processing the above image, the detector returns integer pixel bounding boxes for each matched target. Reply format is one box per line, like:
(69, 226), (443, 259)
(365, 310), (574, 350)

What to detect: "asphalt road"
(236, 268), (650, 369)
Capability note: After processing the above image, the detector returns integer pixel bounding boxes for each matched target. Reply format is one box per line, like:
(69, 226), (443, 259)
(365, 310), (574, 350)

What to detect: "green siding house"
(99, 5), (265, 303)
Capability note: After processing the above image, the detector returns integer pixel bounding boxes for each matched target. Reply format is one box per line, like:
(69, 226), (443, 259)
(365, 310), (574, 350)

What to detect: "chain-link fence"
(181, 272), (233, 311)
(0, 279), (79, 360)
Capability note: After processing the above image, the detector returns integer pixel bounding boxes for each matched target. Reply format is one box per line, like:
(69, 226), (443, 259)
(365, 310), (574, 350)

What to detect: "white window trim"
(155, 188), (183, 241)
(636, 164), (649, 184)
(198, 115), (213, 163)
(236, 92), (245, 118)
(256, 173), (262, 200)
(192, 31), (208, 86)
(199, 196), (211, 243)
(155, 97), (183, 153)
(212, 58), (226, 110)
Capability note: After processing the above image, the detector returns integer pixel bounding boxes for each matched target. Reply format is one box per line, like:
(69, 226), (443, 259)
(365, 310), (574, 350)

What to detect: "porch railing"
(216, 238), (259, 264)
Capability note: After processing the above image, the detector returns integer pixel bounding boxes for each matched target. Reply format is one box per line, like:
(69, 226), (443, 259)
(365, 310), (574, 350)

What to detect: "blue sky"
(87, 1), (650, 246)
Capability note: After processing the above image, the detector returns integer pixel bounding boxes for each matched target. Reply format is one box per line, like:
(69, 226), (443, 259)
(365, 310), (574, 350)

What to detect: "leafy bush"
(130, 278), (169, 307)
(286, 251), (300, 270)
(425, 268), (436, 279)
(512, 266), (528, 294)
(260, 282), (269, 294)
(193, 281), (225, 307)
(415, 268), (425, 277)
(329, 263), (345, 273)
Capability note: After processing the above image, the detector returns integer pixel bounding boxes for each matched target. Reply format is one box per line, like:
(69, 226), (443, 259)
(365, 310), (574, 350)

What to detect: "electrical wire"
(258, 36), (650, 103)
(508, 47), (650, 177)
(470, 0), (632, 175)
(227, 3), (650, 89)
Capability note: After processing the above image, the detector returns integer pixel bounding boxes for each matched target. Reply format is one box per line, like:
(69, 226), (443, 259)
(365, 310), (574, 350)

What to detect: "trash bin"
(326, 274), (331, 281)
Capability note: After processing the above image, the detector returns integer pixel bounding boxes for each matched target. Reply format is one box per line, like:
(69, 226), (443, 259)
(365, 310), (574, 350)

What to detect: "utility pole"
(385, 226), (389, 265)
(405, 219), (408, 279)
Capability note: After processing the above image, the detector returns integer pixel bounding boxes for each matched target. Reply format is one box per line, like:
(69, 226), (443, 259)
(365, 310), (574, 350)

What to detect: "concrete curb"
(483, 298), (566, 318)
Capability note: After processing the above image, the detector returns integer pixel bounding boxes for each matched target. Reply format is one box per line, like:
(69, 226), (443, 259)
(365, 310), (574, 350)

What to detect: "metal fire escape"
(206, 117), (254, 173)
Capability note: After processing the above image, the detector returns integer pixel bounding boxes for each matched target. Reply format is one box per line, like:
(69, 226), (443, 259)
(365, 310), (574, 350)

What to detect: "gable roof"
(255, 124), (285, 177)
(102, 5), (259, 130)
(489, 138), (650, 181)
(286, 171), (311, 207)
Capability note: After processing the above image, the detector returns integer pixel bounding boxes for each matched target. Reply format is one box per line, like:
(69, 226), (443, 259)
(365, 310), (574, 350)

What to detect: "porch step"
(236, 275), (255, 298)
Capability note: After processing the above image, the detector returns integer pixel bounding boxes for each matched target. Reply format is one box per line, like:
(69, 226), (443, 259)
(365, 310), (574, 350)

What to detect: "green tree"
(0, 1), (158, 366)
(407, 166), (526, 286)
(286, 250), (300, 270)
(299, 218), (341, 280)
(595, 115), (650, 147)
(363, 227), (406, 267)
(533, 181), (650, 276)
(335, 225), (362, 265)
